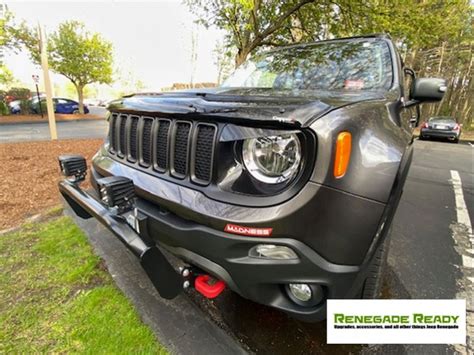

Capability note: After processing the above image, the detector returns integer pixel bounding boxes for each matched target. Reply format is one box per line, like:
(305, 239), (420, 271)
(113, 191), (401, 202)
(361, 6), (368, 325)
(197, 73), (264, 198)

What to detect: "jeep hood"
(108, 87), (387, 128)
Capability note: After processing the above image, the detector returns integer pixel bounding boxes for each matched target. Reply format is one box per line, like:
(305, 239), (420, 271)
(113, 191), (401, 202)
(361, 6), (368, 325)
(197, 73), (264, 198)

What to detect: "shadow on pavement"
(186, 272), (409, 355)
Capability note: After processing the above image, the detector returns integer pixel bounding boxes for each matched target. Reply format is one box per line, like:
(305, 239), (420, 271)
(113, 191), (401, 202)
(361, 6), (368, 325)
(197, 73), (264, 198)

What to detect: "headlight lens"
(242, 133), (301, 184)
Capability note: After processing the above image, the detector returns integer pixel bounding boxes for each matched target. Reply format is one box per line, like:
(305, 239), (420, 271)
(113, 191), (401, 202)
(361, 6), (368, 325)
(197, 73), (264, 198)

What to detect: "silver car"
(420, 116), (461, 143)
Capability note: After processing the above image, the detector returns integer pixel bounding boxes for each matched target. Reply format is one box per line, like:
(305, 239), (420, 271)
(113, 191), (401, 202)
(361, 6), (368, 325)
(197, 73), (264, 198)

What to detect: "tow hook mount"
(180, 267), (226, 299)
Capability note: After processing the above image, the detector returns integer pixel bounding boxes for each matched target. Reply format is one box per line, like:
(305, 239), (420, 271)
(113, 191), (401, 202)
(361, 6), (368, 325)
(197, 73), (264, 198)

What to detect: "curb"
(63, 202), (247, 355)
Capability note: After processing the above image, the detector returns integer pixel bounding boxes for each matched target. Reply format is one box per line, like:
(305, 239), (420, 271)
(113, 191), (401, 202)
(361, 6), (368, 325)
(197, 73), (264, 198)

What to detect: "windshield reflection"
(222, 40), (393, 97)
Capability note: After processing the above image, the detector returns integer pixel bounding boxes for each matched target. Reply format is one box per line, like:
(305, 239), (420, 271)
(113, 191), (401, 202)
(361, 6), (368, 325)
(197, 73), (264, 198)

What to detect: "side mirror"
(411, 78), (447, 102)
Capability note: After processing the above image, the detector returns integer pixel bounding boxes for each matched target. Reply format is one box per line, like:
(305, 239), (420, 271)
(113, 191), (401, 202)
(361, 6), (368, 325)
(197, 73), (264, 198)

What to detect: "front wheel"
(72, 109), (80, 114)
(361, 230), (391, 299)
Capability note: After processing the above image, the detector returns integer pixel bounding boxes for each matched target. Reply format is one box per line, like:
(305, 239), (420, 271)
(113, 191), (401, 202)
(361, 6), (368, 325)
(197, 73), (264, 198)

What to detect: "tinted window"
(222, 40), (393, 95)
(429, 117), (455, 123)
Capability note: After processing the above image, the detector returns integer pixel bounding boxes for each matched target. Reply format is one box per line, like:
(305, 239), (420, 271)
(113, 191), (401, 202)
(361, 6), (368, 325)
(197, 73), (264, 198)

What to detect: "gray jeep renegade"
(59, 34), (446, 321)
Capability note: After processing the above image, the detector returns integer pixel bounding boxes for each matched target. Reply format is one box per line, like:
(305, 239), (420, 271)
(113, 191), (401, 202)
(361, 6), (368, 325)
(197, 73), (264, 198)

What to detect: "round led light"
(242, 134), (301, 184)
(288, 283), (312, 302)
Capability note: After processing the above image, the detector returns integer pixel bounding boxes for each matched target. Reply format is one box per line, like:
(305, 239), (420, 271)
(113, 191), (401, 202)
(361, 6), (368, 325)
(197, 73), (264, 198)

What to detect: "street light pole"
(38, 24), (57, 140)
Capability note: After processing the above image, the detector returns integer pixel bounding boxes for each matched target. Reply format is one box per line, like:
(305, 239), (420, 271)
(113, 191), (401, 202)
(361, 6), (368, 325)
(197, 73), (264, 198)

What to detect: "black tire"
(419, 135), (424, 140)
(361, 231), (391, 299)
(453, 138), (459, 144)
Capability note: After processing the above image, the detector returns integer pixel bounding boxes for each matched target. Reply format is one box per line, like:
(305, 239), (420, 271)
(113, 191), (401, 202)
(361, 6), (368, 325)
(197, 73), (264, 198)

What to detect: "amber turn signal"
(334, 132), (352, 178)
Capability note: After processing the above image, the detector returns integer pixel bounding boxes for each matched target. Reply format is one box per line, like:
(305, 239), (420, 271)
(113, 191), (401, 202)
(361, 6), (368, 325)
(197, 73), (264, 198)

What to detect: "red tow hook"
(194, 275), (226, 299)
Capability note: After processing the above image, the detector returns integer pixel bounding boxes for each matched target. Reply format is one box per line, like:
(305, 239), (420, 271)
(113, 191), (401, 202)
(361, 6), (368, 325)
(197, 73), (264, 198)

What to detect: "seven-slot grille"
(108, 113), (216, 184)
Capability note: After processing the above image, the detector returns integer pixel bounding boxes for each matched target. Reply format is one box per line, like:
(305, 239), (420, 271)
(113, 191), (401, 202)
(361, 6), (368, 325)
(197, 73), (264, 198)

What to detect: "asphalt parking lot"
(61, 133), (473, 354)
(184, 139), (474, 354)
(0, 119), (108, 142)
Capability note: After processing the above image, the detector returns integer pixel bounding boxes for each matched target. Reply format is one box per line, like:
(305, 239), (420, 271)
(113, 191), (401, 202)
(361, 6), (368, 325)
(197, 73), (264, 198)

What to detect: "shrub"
(39, 99), (54, 114)
(0, 101), (9, 115)
(19, 99), (31, 115)
(7, 87), (31, 101)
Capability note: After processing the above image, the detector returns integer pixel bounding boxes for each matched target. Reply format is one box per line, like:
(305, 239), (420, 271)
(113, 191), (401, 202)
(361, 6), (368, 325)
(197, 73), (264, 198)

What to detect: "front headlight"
(242, 133), (301, 184)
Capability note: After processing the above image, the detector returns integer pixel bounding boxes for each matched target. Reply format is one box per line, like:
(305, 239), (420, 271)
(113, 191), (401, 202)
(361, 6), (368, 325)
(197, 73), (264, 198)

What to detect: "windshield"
(222, 40), (393, 96)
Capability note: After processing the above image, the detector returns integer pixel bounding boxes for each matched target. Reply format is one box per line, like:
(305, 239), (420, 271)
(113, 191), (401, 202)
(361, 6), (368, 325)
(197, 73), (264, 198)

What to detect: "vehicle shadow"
(187, 264), (409, 354)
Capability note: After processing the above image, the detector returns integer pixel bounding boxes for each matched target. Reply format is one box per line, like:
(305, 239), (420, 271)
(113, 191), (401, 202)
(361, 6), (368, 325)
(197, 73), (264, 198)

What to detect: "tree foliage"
(187, 0), (473, 127)
(0, 11), (22, 90)
(186, 0), (376, 66)
(0, 11), (23, 59)
(5, 18), (113, 114)
(0, 65), (13, 88)
(47, 21), (113, 113)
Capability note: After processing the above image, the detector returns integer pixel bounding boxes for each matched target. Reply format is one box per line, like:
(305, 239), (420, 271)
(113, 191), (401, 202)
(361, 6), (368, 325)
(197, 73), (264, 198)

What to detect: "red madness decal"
(224, 224), (272, 237)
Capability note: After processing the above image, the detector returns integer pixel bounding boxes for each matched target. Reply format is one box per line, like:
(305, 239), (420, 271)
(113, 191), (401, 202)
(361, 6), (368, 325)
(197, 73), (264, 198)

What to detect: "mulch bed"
(0, 114), (104, 124)
(0, 139), (103, 230)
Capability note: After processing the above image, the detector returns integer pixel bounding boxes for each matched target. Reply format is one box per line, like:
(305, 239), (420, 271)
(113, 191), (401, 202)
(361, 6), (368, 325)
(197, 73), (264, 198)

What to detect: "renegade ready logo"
(327, 300), (466, 344)
(334, 313), (460, 328)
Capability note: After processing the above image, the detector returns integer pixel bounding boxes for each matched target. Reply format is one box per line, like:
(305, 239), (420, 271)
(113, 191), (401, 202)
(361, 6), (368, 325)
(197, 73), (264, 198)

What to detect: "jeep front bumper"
(58, 149), (389, 322)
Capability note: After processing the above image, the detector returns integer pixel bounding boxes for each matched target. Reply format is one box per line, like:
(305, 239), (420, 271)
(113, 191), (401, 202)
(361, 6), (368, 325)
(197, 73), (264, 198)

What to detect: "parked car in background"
(10, 97), (90, 115)
(8, 100), (22, 114)
(32, 97), (90, 114)
(420, 116), (461, 143)
(84, 98), (106, 107)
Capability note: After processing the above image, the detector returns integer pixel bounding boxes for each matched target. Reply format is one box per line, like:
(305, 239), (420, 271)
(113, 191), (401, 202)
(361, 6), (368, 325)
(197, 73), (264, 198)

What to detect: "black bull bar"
(59, 179), (183, 299)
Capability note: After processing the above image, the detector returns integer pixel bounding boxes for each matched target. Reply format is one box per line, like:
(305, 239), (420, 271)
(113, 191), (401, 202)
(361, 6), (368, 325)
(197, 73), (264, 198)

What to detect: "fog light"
(249, 244), (298, 260)
(289, 283), (312, 302)
(286, 283), (325, 307)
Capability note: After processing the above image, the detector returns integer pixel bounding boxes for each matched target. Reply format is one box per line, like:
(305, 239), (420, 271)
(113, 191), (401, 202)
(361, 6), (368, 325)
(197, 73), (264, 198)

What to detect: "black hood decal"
(109, 88), (386, 128)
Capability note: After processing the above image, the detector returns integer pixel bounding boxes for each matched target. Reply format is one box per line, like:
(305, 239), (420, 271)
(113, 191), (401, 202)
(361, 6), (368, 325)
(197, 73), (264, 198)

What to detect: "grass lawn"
(0, 215), (166, 353)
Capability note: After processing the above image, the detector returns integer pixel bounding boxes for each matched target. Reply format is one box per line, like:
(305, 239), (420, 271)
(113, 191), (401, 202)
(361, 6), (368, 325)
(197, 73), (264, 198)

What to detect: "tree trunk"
(76, 84), (84, 114)
(235, 48), (251, 68)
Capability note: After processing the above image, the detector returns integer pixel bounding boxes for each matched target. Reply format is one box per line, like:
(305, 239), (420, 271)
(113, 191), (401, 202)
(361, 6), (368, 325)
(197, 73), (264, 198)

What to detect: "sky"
(4, 0), (225, 96)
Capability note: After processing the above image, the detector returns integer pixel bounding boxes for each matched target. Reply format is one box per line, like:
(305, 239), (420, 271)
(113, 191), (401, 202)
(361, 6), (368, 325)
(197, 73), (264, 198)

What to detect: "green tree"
(188, 0), (473, 126)
(47, 21), (113, 113)
(7, 20), (113, 114)
(0, 65), (13, 88)
(361, 0), (473, 126)
(186, 0), (372, 67)
(0, 10), (23, 58)
(0, 10), (21, 90)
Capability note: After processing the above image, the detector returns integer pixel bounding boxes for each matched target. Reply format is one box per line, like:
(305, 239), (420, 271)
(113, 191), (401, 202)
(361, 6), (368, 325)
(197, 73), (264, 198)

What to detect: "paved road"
(0, 120), (108, 142)
(88, 106), (108, 117)
(63, 137), (472, 354)
(187, 140), (474, 354)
